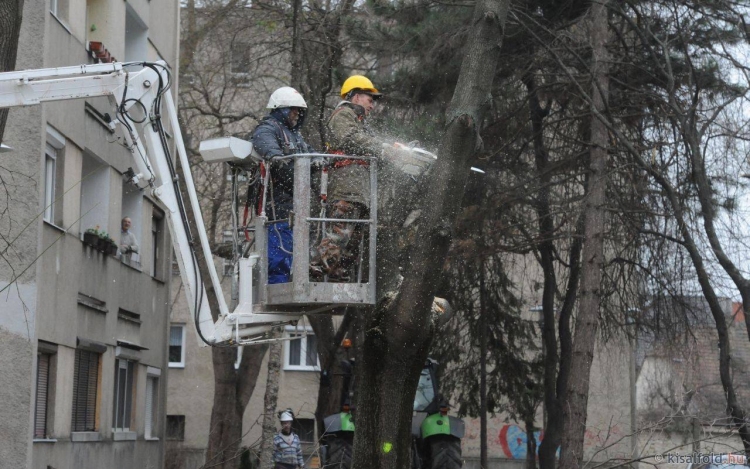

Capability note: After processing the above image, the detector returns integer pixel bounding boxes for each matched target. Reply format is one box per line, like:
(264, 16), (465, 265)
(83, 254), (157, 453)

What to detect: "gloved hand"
(311, 156), (328, 167)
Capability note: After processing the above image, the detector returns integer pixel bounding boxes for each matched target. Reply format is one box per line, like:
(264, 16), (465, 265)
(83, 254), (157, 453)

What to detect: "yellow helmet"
(340, 75), (382, 99)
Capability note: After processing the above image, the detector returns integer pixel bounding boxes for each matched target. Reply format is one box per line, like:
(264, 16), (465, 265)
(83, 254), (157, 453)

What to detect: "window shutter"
(34, 354), (50, 439)
(72, 350), (85, 431)
(85, 352), (98, 431)
(72, 350), (99, 431)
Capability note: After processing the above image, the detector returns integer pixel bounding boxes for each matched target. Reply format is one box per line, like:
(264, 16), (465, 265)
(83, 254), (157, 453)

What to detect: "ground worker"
(273, 409), (304, 469)
(309, 75), (383, 281)
(250, 86), (313, 284)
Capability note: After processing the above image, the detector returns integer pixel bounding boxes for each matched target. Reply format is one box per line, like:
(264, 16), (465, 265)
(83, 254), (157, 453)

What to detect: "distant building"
(0, 0), (179, 467)
(166, 271), (324, 469)
(166, 6), (311, 466)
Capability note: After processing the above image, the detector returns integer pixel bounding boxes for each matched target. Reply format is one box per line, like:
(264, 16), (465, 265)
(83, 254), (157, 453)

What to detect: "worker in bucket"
(310, 75), (383, 282)
(273, 409), (305, 469)
(251, 87), (313, 284)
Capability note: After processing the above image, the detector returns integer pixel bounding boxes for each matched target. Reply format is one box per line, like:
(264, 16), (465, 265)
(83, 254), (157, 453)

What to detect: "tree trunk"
(0, 0), (24, 144)
(351, 1), (509, 468)
(522, 73), (562, 469)
(525, 418), (537, 469)
(259, 333), (283, 469)
(559, 2), (610, 468)
(289, 0), (303, 91)
(309, 311), (354, 436)
(479, 262), (488, 469)
(205, 344), (268, 469)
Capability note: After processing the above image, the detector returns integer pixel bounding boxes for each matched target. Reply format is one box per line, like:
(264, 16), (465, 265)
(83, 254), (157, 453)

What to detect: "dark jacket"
(251, 108), (312, 220)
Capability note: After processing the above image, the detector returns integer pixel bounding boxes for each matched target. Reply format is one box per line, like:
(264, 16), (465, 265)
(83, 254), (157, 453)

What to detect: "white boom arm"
(0, 61), (298, 345)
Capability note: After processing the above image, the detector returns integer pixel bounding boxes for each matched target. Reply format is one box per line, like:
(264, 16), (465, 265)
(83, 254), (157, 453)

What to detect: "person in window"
(250, 87), (312, 284)
(120, 216), (139, 264)
(273, 409), (304, 469)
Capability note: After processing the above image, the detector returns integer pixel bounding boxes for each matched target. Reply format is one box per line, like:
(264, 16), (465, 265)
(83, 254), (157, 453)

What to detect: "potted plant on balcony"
(83, 227), (101, 248)
(103, 234), (119, 256)
(97, 232), (118, 256)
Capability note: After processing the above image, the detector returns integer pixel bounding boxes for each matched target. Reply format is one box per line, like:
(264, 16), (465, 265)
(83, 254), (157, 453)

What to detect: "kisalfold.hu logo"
(653, 452), (747, 464)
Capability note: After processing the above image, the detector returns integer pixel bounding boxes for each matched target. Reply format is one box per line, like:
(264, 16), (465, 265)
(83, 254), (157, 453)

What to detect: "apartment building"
(0, 0), (180, 467)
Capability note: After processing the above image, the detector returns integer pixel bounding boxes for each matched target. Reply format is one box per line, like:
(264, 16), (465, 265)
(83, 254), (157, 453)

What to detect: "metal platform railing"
(253, 153), (377, 308)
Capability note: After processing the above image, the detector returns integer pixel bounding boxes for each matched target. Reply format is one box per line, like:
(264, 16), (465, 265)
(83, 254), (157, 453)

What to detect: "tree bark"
(525, 418), (537, 469)
(259, 333), (283, 469)
(0, 0), (24, 144)
(205, 345), (269, 469)
(559, 2), (610, 468)
(289, 0), (303, 91)
(309, 311), (354, 436)
(351, 1), (509, 468)
(522, 72), (562, 469)
(479, 263), (488, 469)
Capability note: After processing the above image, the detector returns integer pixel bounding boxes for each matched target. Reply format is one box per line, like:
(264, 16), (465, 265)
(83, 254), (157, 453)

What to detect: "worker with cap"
(310, 75), (383, 281)
(273, 409), (304, 469)
(250, 86), (313, 284)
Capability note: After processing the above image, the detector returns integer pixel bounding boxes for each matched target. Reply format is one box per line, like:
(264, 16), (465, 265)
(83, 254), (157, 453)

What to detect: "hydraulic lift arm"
(0, 61), (299, 345)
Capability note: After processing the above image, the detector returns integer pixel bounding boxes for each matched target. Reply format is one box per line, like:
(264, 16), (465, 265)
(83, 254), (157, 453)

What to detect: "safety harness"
(325, 103), (371, 169)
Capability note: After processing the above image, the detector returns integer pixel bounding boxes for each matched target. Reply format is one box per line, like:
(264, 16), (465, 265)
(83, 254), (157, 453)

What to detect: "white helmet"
(267, 87), (307, 110)
(279, 411), (294, 422)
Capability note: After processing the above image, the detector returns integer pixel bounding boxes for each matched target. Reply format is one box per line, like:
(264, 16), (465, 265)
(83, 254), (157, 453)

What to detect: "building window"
(34, 353), (53, 439)
(72, 349), (100, 432)
(121, 184), (143, 269)
(44, 126), (65, 226)
(230, 43), (252, 75)
(166, 415), (185, 440)
(169, 325), (186, 368)
(145, 374), (159, 439)
(151, 209), (164, 278)
(284, 327), (318, 371)
(80, 152), (109, 238)
(50, 0), (68, 21)
(294, 418), (316, 443)
(124, 4), (148, 62)
(43, 144), (57, 224)
(113, 359), (135, 431)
